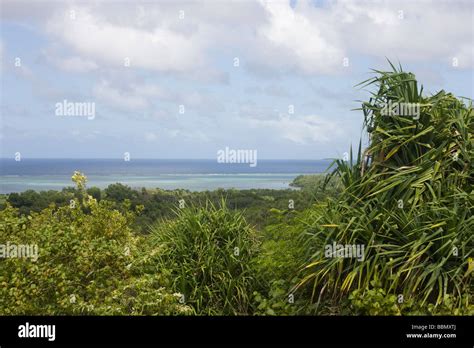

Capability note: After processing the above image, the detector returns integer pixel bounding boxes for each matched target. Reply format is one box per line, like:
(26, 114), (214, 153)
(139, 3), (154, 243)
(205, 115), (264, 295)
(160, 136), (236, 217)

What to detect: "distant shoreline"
(0, 159), (330, 193)
(0, 173), (326, 194)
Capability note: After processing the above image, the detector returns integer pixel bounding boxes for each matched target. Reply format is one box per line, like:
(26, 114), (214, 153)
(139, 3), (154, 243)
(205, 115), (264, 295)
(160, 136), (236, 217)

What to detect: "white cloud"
(250, 0), (474, 73)
(5, 0), (472, 77)
(248, 114), (345, 144)
(91, 78), (222, 115)
(329, 0), (474, 67)
(256, 1), (345, 74)
(46, 6), (207, 73)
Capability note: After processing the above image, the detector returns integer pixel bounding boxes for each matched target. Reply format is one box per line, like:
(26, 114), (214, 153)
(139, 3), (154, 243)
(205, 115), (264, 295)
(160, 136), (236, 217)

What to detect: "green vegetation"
(1, 63), (472, 315)
(290, 173), (342, 196)
(293, 63), (473, 314)
(4, 184), (325, 233)
(0, 172), (190, 315)
(149, 201), (258, 315)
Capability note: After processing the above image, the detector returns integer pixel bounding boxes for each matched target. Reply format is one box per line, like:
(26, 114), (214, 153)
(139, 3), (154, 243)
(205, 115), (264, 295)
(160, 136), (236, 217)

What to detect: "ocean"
(0, 159), (332, 193)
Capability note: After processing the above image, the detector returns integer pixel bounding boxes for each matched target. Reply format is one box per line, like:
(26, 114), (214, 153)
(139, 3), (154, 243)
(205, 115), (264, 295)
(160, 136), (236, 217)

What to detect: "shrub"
(0, 172), (189, 315)
(348, 287), (474, 316)
(104, 183), (138, 202)
(295, 62), (473, 314)
(149, 200), (259, 315)
(251, 208), (314, 315)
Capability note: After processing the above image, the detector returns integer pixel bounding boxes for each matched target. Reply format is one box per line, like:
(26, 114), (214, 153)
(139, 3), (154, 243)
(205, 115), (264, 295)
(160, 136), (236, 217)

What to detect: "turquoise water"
(0, 159), (331, 193)
(1, 173), (302, 192)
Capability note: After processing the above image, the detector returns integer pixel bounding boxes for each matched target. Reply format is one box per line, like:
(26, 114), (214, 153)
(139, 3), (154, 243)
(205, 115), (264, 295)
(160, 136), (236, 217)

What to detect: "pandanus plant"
(298, 61), (473, 313)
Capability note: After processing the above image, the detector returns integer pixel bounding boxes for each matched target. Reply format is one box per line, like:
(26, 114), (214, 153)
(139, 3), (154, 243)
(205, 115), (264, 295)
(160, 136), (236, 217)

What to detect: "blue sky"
(1, 0), (472, 159)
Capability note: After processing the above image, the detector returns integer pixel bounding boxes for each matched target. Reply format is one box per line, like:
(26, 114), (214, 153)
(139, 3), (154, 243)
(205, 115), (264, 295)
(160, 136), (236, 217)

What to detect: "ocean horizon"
(0, 158), (332, 193)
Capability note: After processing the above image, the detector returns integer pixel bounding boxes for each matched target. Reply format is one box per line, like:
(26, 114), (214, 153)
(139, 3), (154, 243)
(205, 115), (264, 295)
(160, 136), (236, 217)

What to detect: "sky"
(0, 0), (473, 159)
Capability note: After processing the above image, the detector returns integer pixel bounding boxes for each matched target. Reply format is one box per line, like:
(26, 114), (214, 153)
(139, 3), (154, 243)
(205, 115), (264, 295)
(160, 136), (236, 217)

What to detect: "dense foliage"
(3, 183), (322, 233)
(0, 173), (191, 315)
(294, 63), (473, 314)
(149, 201), (258, 315)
